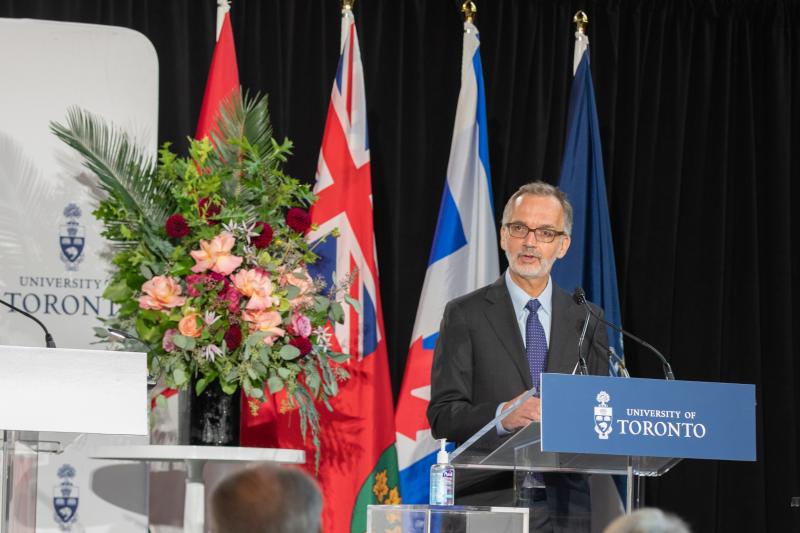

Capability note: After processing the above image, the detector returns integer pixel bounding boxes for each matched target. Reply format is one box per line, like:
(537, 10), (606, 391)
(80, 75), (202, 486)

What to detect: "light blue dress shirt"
(495, 270), (553, 433)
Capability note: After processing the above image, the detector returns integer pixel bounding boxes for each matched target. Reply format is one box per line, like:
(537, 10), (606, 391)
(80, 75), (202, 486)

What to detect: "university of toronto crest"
(53, 464), (79, 530)
(59, 203), (85, 271)
(594, 390), (613, 440)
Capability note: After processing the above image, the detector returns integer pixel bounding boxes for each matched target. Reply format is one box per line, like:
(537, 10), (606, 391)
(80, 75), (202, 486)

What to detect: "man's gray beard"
(505, 249), (554, 279)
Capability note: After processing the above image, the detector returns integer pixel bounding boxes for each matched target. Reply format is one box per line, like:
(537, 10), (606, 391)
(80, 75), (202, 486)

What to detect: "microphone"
(0, 298), (57, 348)
(575, 302), (591, 376)
(572, 288), (675, 380)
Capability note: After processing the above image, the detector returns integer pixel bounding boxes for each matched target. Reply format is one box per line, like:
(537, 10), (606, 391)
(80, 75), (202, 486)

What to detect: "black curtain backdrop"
(1, 1), (797, 531)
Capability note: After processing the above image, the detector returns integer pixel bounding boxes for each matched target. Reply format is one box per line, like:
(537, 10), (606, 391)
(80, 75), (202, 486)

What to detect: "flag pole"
(573, 10), (588, 33)
(216, 0), (231, 42)
(461, 1), (476, 23)
(571, 10), (589, 74)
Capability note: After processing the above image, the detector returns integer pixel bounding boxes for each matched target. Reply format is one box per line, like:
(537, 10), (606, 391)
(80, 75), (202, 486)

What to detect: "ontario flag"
(269, 6), (400, 532)
(394, 19), (499, 503)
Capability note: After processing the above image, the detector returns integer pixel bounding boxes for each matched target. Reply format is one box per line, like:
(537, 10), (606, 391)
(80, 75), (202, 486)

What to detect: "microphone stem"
(0, 298), (56, 348)
(596, 312), (674, 380)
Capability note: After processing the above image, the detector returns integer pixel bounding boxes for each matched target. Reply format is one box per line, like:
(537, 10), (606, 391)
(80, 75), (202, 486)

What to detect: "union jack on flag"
(282, 7), (401, 533)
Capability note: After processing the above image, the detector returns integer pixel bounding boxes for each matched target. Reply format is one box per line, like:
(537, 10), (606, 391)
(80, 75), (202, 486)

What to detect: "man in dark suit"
(428, 181), (609, 532)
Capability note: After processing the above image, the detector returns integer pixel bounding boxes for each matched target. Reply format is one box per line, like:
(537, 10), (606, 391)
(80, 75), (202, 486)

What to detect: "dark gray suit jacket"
(427, 275), (609, 517)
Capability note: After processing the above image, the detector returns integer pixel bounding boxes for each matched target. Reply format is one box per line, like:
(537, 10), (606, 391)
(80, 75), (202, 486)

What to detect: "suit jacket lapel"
(483, 277), (533, 390)
(548, 284), (583, 374)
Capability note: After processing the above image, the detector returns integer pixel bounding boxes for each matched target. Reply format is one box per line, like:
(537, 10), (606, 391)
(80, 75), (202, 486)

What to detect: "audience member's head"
(211, 464), (322, 533)
(604, 508), (690, 533)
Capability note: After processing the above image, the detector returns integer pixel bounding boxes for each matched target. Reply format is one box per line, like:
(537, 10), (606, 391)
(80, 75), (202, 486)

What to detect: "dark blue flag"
(552, 41), (624, 365)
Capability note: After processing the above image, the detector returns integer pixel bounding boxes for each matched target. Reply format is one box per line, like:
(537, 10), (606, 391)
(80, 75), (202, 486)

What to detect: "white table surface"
(90, 444), (305, 464)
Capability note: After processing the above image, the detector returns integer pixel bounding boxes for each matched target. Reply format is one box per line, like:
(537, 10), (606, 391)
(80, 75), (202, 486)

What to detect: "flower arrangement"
(51, 93), (352, 459)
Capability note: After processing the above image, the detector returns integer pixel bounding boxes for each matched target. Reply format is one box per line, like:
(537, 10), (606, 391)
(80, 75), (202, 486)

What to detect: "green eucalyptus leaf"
(173, 368), (188, 387)
(195, 376), (210, 395)
(314, 296), (330, 314)
(248, 387), (264, 399)
(267, 376), (284, 393)
(306, 370), (321, 396)
(285, 285), (300, 300)
(277, 367), (292, 379)
(329, 351), (350, 363)
(344, 294), (361, 313)
(220, 380), (237, 395)
(329, 301), (344, 323)
(246, 331), (269, 347)
(172, 334), (195, 350)
(279, 344), (301, 361)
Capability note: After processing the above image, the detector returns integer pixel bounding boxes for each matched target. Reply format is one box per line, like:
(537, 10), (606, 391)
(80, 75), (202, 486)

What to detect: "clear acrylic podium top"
(367, 504), (528, 533)
(449, 389), (681, 477)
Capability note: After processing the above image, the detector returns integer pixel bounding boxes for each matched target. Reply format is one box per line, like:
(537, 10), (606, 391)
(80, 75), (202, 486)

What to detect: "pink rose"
(242, 309), (285, 344)
(291, 313), (312, 338)
(282, 268), (314, 307)
(190, 232), (243, 275)
(162, 328), (178, 352)
(178, 312), (203, 338)
(232, 269), (279, 311)
(138, 276), (186, 311)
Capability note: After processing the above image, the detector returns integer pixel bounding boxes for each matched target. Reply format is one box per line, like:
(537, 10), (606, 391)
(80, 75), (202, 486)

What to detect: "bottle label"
(429, 468), (455, 505)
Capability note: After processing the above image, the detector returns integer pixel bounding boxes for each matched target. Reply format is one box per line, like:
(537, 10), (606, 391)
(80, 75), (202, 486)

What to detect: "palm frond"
(50, 108), (175, 226)
(210, 90), (277, 163)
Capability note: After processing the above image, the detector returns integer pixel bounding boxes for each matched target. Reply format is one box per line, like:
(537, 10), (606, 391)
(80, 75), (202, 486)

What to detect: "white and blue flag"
(394, 20), (500, 503)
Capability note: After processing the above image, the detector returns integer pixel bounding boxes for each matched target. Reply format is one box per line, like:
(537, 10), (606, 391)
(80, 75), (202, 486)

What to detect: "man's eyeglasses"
(504, 223), (566, 243)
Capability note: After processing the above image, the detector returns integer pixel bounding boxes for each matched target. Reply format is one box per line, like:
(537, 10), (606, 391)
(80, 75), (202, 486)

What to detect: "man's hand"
(500, 391), (541, 431)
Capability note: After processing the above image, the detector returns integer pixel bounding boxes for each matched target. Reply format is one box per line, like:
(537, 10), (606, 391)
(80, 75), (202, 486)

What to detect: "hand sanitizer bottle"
(429, 439), (454, 505)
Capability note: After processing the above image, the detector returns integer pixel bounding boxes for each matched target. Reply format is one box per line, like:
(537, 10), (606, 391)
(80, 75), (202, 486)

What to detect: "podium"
(447, 373), (756, 526)
(0, 345), (147, 533)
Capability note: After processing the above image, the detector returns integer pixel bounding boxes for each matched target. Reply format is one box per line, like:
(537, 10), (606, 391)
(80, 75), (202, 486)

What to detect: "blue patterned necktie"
(525, 299), (548, 392)
(525, 298), (548, 488)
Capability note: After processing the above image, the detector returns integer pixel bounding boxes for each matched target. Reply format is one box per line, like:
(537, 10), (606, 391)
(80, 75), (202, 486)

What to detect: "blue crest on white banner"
(58, 203), (85, 271)
(541, 374), (756, 461)
(53, 463), (79, 530)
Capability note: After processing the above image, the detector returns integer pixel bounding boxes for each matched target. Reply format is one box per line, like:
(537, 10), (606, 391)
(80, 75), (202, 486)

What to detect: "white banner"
(0, 18), (158, 533)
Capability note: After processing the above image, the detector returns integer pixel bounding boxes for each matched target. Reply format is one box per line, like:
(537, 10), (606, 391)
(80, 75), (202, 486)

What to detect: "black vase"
(179, 379), (240, 446)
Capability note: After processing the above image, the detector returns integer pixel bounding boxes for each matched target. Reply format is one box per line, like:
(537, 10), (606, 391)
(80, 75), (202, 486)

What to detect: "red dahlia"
(165, 214), (190, 238)
(289, 336), (312, 356)
(252, 221), (274, 249)
(223, 325), (243, 351)
(286, 208), (311, 233)
(198, 197), (223, 225)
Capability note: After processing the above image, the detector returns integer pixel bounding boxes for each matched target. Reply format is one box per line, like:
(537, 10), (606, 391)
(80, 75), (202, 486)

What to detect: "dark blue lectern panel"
(540, 374), (756, 461)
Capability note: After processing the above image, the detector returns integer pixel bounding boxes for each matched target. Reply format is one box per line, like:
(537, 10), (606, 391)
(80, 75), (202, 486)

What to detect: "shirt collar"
(504, 269), (553, 319)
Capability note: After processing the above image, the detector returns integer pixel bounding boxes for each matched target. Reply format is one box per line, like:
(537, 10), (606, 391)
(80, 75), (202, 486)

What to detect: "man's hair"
(603, 508), (691, 533)
(501, 181), (573, 236)
(211, 464), (322, 533)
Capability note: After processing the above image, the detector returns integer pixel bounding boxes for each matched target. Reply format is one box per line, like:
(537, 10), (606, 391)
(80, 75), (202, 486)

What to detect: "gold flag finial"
(573, 10), (588, 33)
(462, 1), (477, 24)
(342, 0), (354, 11)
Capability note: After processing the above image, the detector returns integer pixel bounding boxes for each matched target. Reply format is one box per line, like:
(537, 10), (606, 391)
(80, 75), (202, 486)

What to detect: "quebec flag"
(394, 20), (499, 503)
